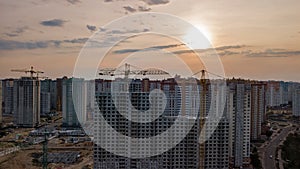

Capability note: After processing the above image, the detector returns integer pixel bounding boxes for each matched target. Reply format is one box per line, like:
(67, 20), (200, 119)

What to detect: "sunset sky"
(0, 0), (300, 81)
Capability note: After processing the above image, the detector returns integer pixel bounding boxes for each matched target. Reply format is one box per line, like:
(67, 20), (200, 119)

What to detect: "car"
(269, 155), (273, 159)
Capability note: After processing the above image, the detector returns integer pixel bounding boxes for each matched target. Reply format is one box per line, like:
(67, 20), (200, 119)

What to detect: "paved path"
(277, 149), (284, 169)
(262, 126), (294, 169)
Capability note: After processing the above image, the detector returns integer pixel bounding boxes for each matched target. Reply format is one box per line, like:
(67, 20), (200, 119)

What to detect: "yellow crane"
(11, 66), (48, 168)
(192, 69), (225, 169)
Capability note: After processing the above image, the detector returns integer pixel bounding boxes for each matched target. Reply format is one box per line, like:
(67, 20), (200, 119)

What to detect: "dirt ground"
(0, 148), (93, 169)
(0, 149), (40, 169)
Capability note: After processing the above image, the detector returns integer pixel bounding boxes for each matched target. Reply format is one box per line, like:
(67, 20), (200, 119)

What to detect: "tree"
(251, 147), (262, 169)
(266, 130), (273, 138)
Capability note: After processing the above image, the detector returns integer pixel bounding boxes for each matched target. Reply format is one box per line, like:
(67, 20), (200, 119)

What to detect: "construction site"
(0, 66), (94, 169)
(0, 116), (94, 169)
(0, 64), (202, 169)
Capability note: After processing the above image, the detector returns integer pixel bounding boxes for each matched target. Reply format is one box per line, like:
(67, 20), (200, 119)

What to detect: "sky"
(0, 0), (300, 81)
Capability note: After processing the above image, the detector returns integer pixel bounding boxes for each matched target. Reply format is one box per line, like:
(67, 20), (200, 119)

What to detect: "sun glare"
(195, 24), (212, 43)
(183, 24), (213, 49)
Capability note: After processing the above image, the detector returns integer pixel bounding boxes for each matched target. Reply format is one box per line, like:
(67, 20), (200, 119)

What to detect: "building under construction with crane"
(93, 63), (230, 169)
(94, 77), (200, 169)
(11, 66), (45, 127)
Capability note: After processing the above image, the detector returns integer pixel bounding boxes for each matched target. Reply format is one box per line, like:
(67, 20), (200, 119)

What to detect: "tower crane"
(11, 66), (49, 168)
(99, 63), (169, 78)
(192, 69), (225, 80)
(192, 69), (225, 169)
(42, 131), (50, 169)
(193, 70), (209, 169)
(11, 66), (44, 79)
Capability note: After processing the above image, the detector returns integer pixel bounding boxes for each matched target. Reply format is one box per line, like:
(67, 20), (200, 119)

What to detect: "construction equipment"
(11, 66), (44, 79)
(12, 66), (49, 168)
(193, 70), (209, 169)
(99, 63), (169, 79)
(193, 69), (225, 169)
(42, 131), (50, 169)
(192, 69), (225, 80)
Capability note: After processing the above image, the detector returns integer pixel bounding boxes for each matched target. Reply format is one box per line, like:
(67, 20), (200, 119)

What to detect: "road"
(262, 126), (294, 169)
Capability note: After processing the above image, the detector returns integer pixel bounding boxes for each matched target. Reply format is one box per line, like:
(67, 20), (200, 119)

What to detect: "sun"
(183, 24), (213, 49)
(194, 24), (212, 43)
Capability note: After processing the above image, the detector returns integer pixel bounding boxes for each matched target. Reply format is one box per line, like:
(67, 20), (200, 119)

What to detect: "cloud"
(213, 47), (300, 57)
(86, 24), (97, 32)
(4, 33), (19, 37)
(0, 38), (88, 50)
(150, 43), (184, 49)
(123, 5), (151, 12)
(106, 28), (150, 35)
(114, 49), (140, 54)
(143, 28), (150, 32)
(123, 6), (137, 13)
(114, 43), (243, 55)
(170, 45), (300, 58)
(142, 0), (170, 5)
(245, 49), (300, 57)
(218, 50), (239, 56)
(80, 28), (150, 48)
(4, 26), (29, 37)
(113, 43), (183, 54)
(14, 27), (28, 34)
(138, 6), (151, 11)
(63, 38), (88, 44)
(102, 0), (154, 12)
(0, 40), (50, 50)
(66, 0), (81, 4)
(40, 19), (67, 27)
(99, 27), (106, 32)
(214, 45), (246, 51)
(171, 45), (248, 55)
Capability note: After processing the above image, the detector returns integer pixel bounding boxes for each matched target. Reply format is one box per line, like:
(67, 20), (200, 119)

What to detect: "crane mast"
(199, 70), (207, 169)
(193, 69), (225, 169)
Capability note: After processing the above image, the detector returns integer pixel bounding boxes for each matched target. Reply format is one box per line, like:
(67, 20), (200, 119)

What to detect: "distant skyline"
(1, 0), (300, 82)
